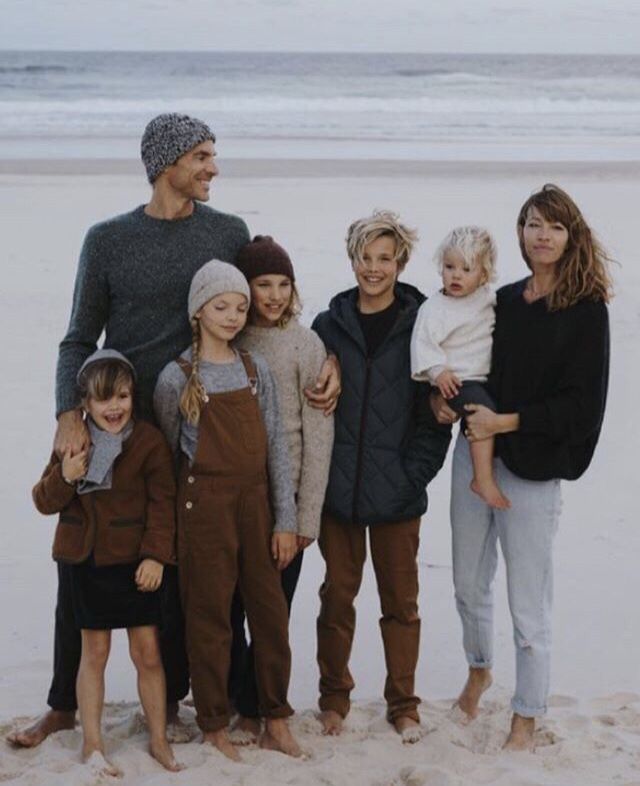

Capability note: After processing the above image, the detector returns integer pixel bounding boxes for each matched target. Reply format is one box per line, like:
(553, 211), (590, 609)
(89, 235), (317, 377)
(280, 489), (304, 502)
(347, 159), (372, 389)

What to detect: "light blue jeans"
(450, 433), (562, 717)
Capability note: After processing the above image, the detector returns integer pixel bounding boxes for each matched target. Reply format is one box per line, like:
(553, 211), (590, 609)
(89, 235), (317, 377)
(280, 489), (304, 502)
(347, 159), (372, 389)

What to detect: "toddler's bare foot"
(84, 749), (123, 778)
(261, 718), (302, 757)
(203, 729), (241, 762)
(393, 716), (423, 744)
(7, 709), (75, 748)
(503, 713), (535, 752)
(318, 709), (343, 736)
(230, 715), (261, 745)
(471, 477), (511, 510)
(149, 738), (184, 772)
(454, 667), (493, 721)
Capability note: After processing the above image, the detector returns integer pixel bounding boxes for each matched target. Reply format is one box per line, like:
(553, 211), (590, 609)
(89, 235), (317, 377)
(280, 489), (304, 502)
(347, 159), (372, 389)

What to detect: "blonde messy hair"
(517, 183), (613, 311)
(346, 210), (418, 270)
(435, 226), (498, 283)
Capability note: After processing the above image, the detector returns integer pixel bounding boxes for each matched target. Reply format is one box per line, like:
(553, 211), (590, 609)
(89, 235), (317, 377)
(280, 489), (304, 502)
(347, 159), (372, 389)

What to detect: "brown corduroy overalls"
(176, 352), (293, 733)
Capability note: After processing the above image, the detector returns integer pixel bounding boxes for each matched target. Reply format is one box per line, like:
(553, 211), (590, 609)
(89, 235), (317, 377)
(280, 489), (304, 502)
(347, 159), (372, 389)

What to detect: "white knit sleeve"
(410, 299), (449, 383)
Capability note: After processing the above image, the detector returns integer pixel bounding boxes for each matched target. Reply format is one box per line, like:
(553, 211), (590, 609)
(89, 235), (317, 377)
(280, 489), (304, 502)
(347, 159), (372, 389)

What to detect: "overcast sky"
(1, 0), (639, 53)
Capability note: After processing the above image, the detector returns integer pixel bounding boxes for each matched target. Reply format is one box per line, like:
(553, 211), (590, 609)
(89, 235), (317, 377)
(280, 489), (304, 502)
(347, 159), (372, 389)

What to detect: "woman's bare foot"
(7, 709), (76, 748)
(503, 713), (535, 752)
(230, 715), (261, 745)
(455, 667), (493, 721)
(471, 478), (511, 509)
(83, 749), (123, 778)
(203, 729), (241, 762)
(149, 737), (185, 772)
(261, 718), (302, 757)
(318, 709), (343, 736)
(393, 716), (423, 744)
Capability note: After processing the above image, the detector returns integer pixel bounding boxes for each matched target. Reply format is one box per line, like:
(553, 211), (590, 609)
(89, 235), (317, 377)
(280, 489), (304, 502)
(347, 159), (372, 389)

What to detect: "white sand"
(1, 163), (638, 784)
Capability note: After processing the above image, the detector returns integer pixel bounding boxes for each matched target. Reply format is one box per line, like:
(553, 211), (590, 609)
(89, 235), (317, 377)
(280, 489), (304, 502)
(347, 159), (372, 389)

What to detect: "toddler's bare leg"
(469, 438), (510, 509)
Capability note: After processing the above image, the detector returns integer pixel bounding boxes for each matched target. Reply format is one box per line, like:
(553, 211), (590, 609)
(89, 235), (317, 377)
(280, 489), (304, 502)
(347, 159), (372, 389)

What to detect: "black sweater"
(489, 278), (609, 481)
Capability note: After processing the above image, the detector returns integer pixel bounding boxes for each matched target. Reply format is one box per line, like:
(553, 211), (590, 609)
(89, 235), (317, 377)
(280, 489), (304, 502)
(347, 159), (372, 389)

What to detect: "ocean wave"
(0, 64), (69, 74)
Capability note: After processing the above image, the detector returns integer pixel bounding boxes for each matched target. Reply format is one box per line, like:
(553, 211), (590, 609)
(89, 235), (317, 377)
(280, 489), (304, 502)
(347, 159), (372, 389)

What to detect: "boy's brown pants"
(317, 514), (421, 723)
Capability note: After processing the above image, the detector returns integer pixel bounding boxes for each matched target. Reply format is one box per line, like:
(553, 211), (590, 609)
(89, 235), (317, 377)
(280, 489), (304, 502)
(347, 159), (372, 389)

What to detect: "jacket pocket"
(53, 513), (86, 562)
(107, 517), (144, 560)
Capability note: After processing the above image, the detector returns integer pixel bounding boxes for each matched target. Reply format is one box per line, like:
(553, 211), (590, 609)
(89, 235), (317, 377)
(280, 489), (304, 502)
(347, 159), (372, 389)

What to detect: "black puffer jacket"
(312, 283), (451, 526)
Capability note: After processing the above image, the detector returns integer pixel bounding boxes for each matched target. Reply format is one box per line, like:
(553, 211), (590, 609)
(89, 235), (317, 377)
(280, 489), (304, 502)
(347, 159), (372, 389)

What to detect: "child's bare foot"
(454, 667), (493, 721)
(261, 718), (302, 757)
(503, 714), (535, 752)
(165, 703), (193, 744)
(7, 709), (75, 748)
(149, 738), (185, 772)
(393, 716), (423, 744)
(230, 715), (261, 745)
(84, 749), (123, 778)
(318, 709), (343, 736)
(203, 729), (241, 762)
(470, 477), (511, 510)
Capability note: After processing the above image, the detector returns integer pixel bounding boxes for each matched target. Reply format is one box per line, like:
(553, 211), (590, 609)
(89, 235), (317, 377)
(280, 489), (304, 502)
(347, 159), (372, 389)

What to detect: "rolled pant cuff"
(387, 705), (420, 724)
(511, 698), (547, 718)
(264, 703), (294, 720)
(466, 655), (492, 670)
(196, 714), (231, 732)
(318, 695), (349, 719)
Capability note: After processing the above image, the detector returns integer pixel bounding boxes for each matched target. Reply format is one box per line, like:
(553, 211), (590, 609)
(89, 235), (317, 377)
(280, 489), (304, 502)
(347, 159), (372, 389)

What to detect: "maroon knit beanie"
(235, 235), (295, 283)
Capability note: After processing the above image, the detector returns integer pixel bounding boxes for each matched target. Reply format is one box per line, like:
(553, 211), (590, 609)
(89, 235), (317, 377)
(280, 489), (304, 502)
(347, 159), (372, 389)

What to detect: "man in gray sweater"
(9, 113), (250, 748)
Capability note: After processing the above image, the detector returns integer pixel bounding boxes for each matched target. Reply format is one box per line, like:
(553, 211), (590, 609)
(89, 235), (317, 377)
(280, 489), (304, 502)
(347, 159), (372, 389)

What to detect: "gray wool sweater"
(55, 202), (250, 421)
(153, 349), (297, 534)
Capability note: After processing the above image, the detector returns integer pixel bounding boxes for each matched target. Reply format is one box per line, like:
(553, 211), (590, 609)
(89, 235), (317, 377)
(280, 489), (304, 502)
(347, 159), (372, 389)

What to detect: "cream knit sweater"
(235, 319), (334, 540)
(410, 285), (496, 385)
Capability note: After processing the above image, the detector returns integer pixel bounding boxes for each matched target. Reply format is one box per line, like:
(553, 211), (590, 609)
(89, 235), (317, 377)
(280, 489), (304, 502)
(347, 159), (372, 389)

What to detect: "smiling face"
(85, 384), (133, 435)
(249, 274), (293, 327)
(520, 205), (569, 272)
(441, 248), (487, 298)
(197, 292), (249, 345)
(352, 234), (401, 309)
(163, 140), (218, 202)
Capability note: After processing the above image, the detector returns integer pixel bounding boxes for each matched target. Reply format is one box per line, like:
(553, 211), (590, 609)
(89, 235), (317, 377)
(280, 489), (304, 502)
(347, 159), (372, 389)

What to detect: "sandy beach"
(1, 160), (638, 785)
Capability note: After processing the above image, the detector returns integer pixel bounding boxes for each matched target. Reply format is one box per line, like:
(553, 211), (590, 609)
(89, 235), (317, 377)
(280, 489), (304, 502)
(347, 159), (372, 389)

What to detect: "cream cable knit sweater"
(410, 284), (496, 385)
(235, 319), (334, 540)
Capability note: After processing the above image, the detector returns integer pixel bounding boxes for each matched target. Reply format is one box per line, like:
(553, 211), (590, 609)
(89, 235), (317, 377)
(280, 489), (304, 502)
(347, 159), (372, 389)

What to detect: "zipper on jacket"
(352, 355), (372, 524)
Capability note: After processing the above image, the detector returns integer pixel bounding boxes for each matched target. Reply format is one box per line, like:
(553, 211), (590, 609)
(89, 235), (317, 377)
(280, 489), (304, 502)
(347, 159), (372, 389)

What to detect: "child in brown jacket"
(33, 349), (182, 777)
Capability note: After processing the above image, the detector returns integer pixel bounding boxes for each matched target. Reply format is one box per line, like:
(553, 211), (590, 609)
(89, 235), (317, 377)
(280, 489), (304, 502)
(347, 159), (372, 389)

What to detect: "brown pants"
(178, 474), (293, 732)
(317, 514), (421, 722)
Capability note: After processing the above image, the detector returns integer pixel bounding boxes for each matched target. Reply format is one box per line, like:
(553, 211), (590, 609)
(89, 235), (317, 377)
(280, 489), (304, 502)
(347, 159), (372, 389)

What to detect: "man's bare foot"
(503, 713), (535, 752)
(318, 709), (343, 736)
(203, 729), (241, 762)
(84, 749), (123, 778)
(7, 709), (76, 748)
(393, 716), (423, 744)
(230, 715), (261, 745)
(471, 478), (511, 510)
(260, 718), (302, 758)
(149, 738), (185, 772)
(455, 667), (493, 721)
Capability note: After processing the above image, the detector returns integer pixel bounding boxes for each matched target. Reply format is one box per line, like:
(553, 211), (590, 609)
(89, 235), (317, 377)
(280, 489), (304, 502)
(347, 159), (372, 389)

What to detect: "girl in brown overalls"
(154, 260), (302, 762)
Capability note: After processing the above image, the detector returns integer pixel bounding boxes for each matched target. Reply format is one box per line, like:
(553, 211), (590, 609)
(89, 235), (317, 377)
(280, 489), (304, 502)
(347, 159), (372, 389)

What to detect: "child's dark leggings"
(229, 550), (304, 718)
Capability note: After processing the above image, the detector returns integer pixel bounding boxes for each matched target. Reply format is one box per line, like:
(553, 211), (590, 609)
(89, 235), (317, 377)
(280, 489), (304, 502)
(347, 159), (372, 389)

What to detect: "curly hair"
(434, 225), (498, 283)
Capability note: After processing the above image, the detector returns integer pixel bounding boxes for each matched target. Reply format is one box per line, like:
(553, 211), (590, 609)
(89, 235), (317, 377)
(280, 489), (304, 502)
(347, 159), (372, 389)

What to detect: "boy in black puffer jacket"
(312, 210), (451, 742)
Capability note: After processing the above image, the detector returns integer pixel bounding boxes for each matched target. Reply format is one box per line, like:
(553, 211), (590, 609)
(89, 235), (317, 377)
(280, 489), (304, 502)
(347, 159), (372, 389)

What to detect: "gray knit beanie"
(188, 260), (251, 319)
(141, 113), (216, 183)
(76, 349), (137, 384)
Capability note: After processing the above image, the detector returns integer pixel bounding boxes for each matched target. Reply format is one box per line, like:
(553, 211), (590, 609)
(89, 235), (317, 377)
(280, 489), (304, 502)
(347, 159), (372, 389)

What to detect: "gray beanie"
(188, 260), (251, 319)
(141, 113), (216, 183)
(76, 349), (137, 385)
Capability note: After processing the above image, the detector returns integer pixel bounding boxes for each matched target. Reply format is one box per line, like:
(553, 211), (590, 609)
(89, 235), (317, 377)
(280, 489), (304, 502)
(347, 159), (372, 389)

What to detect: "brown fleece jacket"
(33, 420), (177, 566)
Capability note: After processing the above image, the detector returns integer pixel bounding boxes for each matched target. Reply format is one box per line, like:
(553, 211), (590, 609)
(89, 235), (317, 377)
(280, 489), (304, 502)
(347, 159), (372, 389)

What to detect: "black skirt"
(70, 554), (161, 630)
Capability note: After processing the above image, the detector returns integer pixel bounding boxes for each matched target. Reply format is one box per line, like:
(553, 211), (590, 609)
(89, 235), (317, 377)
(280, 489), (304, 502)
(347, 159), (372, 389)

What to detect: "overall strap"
(238, 350), (259, 396)
(176, 356), (193, 379)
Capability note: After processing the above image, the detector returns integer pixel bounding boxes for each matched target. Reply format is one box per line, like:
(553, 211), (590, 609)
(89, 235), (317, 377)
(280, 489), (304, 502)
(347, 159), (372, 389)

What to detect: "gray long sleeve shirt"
(55, 202), (250, 420)
(153, 349), (297, 534)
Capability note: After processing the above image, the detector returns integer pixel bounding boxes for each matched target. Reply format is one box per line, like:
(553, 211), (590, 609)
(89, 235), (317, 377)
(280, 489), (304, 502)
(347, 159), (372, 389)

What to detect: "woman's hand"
(304, 354), (341, 415)
(429, 391), (459, 425)
(296, 535), (315, 551)
(61, 445), (88, 483)
(271, 532), (297, 570)
(464, 405), (519, 442)
(135, 559), (164, 592)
